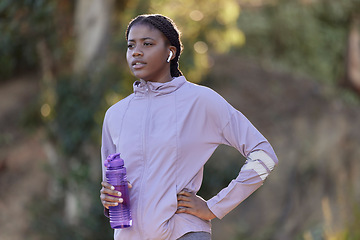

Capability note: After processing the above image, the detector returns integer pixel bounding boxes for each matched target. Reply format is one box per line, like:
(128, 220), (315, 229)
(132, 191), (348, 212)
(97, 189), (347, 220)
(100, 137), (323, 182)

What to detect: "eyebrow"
(128, 37), (155, 42)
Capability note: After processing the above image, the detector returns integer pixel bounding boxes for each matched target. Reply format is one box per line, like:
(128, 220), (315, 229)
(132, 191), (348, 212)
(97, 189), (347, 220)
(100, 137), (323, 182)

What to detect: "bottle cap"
(105, 153), (124, 168)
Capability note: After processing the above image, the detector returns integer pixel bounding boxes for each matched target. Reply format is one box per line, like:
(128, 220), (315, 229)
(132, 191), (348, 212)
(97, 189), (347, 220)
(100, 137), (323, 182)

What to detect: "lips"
(131, 60), (146, 70)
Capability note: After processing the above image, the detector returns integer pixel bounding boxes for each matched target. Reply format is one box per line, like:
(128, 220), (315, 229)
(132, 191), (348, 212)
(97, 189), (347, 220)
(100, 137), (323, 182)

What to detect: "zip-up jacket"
(101, 76), (278, 240)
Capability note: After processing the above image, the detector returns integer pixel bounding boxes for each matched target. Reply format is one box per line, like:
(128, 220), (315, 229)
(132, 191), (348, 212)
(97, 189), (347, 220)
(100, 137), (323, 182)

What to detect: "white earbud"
(167, 51), (173, 63)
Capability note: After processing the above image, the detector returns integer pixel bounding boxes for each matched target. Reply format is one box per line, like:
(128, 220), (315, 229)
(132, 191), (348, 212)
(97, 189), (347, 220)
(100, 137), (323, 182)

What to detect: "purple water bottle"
(105, 153), (132, 229)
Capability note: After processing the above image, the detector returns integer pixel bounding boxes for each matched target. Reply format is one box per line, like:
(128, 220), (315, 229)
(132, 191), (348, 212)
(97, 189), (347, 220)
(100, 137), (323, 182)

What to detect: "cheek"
(151, 50), (168, 64)
(126, 51), (132, 65)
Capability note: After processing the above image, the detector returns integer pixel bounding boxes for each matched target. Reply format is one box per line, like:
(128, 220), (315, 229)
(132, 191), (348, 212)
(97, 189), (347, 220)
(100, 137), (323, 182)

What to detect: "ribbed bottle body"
(105, 155), (132, 229)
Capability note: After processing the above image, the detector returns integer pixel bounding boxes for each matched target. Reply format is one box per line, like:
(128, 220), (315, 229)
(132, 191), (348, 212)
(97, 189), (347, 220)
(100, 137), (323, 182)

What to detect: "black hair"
(125, 14), (183, 77)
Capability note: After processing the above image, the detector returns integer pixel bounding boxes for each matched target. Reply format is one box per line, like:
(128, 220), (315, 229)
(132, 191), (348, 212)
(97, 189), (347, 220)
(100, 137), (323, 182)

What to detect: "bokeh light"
(194, 41), (208, 54)
(40, 103), (51, 118)
(189, 10), (204, 21)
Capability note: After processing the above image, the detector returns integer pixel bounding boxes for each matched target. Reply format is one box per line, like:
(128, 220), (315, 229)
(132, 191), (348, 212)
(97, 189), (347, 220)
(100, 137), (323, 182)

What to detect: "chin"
(131, 71), (146, 80)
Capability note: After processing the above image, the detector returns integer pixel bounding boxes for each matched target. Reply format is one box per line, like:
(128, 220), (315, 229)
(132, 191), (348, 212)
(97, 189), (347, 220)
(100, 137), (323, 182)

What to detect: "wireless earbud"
(167, 51), (173, 63)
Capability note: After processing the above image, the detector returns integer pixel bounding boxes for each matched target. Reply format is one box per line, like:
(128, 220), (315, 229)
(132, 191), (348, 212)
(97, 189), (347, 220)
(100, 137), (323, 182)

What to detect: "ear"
(168, 46), (177, 61)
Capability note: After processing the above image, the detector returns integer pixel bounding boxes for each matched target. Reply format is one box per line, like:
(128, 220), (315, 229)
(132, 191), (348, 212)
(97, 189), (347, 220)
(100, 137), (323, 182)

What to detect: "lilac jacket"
(101, 76), (278, 240)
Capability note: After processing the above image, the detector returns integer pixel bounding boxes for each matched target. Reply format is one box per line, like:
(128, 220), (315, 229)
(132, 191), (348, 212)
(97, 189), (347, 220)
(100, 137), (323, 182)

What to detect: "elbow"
(246, 150), (277, 181)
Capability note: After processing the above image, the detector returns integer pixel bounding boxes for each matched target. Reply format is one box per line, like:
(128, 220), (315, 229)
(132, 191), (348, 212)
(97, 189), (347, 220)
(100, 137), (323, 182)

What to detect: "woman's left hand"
(176, 190), (216, 221)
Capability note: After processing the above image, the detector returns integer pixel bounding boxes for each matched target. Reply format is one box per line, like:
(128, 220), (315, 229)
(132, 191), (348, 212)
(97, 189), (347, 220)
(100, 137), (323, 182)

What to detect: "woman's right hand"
(100, 181), (125, 209)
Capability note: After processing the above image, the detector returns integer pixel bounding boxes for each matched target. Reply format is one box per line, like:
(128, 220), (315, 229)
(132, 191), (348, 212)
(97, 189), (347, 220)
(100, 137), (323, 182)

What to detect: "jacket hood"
(133, 76), (186, 96)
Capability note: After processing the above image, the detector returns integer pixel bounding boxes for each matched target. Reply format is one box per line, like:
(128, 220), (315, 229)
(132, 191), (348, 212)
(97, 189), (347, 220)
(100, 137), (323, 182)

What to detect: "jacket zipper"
(137, 86), (151, 239)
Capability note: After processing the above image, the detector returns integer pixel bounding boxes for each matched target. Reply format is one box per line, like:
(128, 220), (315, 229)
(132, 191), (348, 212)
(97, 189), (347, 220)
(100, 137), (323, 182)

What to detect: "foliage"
(298, 200), (360, 240)
(50, 73), (107, 156)
(0, 0), (57, 80)
(30, 68), (126, 239)
(29, 184), (113, 240)
(237, 0), (360, 86)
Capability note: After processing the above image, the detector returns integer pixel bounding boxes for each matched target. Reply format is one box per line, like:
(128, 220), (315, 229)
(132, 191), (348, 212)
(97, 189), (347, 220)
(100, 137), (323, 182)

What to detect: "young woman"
(100, 14), (278, 240)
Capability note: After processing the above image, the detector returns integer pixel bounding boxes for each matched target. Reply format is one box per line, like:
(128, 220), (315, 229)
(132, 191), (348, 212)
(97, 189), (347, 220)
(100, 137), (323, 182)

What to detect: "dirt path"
(0, 76), (48, 240)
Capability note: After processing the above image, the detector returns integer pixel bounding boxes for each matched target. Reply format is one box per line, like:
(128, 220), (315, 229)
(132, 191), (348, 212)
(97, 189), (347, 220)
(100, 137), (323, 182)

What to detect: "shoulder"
(183, 81), (227, 103)
(180, 81), (237, 128)
(183, 81), (234, 111)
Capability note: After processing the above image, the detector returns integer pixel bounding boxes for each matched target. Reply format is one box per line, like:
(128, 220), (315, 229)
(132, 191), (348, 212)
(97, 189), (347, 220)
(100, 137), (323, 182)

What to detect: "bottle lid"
(104, 153), (124, 168)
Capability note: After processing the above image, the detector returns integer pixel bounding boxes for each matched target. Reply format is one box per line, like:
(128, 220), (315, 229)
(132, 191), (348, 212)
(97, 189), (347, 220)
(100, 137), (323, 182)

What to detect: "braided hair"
(125, 14), (183, 77)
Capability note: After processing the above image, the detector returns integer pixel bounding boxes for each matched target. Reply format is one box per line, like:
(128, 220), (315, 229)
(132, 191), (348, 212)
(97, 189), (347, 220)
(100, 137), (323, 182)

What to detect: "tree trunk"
(63, 0), (114, 225)
(344, 14), (360, 95)
(73, 0), (114, 74)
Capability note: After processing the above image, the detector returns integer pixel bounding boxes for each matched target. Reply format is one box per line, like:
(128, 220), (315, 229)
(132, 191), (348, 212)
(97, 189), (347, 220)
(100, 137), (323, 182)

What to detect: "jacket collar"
(133, 76), (186, 96)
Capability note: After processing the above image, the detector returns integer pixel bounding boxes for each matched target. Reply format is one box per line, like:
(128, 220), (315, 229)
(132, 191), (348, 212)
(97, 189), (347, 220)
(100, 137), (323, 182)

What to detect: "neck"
(142, 73), (173, 83)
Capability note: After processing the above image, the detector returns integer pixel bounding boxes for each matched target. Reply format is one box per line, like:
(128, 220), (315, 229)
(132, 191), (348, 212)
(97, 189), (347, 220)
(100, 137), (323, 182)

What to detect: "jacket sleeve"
(206, 109), (278, 219)
(101, 110), (116, 218)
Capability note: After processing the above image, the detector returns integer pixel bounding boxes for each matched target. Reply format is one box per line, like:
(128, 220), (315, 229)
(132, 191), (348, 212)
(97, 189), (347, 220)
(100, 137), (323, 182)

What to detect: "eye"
(144, 42), (153, 46)
(127, 43), (134, 49)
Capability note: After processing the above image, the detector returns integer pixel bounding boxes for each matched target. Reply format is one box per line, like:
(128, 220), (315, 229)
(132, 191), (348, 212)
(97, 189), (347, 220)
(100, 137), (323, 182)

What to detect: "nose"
(132, 46), (143, 57)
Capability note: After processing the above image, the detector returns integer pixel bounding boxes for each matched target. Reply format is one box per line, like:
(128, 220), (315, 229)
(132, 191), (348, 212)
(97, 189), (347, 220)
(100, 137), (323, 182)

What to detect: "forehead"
(127, 24), (167, 42)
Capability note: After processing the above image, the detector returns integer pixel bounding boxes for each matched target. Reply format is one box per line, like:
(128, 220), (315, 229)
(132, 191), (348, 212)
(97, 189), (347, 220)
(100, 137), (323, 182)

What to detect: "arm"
(206, 110), (278, 219)
(176, 109), (277, 220)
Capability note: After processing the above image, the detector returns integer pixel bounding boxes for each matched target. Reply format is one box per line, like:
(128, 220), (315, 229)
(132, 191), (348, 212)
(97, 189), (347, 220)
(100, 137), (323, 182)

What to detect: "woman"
(100, 14), (278, 240)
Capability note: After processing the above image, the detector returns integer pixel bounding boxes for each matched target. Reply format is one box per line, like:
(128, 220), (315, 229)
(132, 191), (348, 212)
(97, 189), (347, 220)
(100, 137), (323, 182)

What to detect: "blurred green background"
(1, 0), (360, 239)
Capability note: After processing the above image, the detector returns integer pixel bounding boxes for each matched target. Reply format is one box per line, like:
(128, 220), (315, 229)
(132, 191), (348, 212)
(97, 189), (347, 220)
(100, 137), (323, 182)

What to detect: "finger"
(175, 207), (186, 214)
(128, 181), (133, 189)
(177, 200), (192, 208)
(103, 200), (119, 207)
(103, 201), (109, 209)
(178, 191), (192, 197)
(102, 199), (122, 208)
(100, 188), (121, 197)
(177, 195), (191, 202)
(176, 207), (194, 215)
(100, 187), (122, 197)
(101, 194), (123, 203)
(101, 181), (115, 190)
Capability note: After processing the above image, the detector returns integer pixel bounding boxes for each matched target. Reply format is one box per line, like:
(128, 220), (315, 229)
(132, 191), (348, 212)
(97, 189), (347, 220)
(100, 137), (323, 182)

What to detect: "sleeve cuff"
(207, 198), (226, 219)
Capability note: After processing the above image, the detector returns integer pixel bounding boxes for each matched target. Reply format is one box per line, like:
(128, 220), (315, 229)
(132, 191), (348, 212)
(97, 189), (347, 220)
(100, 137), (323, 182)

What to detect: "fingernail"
(119, 198), (123, 203)
(114, 202), (118, 206)
(117, 192), (122, 196)
(110, 186), (115, 190)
